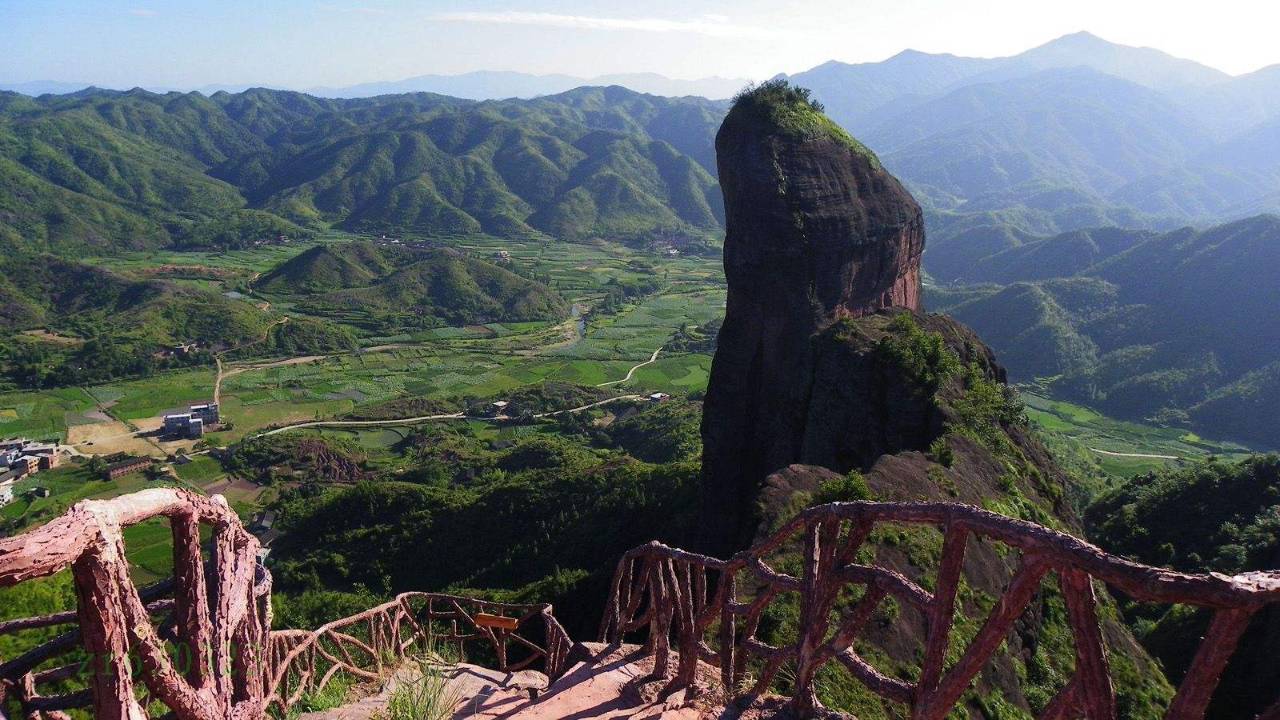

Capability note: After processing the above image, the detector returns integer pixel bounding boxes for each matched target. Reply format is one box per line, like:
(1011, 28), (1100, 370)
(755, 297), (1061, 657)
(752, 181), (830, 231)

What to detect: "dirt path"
(214, 317), (290, 403)
(1089, 448), (1181, 460)
(257, 395), (645, 437)
(216, 321), (663, 440)
(596, 347), (663, 387)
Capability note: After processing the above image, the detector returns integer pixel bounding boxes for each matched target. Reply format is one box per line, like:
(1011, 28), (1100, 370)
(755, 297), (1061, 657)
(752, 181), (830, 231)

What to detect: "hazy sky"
(2, 0), (1278, 89)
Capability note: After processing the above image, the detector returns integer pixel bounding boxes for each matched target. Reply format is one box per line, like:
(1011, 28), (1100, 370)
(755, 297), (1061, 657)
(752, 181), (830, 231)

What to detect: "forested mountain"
(4, 33), (1279, 260)
(3, 34), (1279, 444)
(927, 215), (1280, 447)
(760, 34), (1280, 448)
(0, 253), (356, 388)
(255, 241), (567, 332)
(0, 86), (726, 253)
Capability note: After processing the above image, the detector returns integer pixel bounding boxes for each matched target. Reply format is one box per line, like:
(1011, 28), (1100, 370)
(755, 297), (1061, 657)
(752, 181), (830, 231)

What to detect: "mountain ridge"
(927, 214), (1280, 447)
(0, 85), (726, 252)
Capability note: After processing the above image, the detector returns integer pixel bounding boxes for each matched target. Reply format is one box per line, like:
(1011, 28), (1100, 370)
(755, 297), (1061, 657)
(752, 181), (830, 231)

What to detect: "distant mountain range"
(307, 71), (749, 101)
(0, 86), (725, 253)
(783, 32), (1280, 245)
(0, 71), (750, 102)
(4, 31), (1279, 254)
(3, 31), (1279, 443)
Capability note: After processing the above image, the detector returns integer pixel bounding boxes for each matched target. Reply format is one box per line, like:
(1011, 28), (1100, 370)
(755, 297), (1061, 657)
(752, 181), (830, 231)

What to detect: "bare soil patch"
(67, 420), (161, 457)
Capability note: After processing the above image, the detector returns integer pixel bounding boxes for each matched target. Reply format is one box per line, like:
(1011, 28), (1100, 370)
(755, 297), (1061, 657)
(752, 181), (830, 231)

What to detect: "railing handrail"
(0, 490), (573, 720)
(600, 500), (1280, 720)
(0, 489), (271, 720)
(263, 591), (571, 714)
(0, 488), (246, 585)
(618, 501), (1280, 608)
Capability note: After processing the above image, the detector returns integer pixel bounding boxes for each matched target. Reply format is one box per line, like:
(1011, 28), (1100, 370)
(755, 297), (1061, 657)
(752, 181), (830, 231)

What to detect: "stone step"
(306, 643), (728, 720)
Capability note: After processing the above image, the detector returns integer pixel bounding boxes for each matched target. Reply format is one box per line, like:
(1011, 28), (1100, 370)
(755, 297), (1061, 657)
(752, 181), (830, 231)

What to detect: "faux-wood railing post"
(664, 561), (700, 693)
(791, 519), (841, 717)
(171, 512), (212, 690)
(649, 558), (673, 679)
(719, 570), (737, 694)
(72, 547), (145, 720)
(1060, 568), (1115, 720)
(915, 523), (968, 714)
(1164, 607), (1256, 720)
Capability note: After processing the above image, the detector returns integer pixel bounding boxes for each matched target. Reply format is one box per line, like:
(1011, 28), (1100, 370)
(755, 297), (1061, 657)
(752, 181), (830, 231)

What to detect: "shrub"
(814, 471), (873, 504)
(929, 436), (954, 467)
(378, 645), (461, 720)
(876, 314), (961, 395)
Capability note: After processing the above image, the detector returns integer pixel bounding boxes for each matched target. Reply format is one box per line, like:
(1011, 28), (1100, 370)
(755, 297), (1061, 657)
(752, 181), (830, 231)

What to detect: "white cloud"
(128, 8), (157, 17)
(432, 11), (771, 38)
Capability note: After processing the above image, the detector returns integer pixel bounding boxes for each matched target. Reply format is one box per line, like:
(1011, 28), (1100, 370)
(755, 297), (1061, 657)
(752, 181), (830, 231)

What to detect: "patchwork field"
(0, 233), (1262, 520)
(1022, 391), (1255, 477)
(0, 234), (725, 447)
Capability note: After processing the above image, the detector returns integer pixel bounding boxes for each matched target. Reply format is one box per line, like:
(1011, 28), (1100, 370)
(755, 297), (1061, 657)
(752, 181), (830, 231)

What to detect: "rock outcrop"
(699, 84), (926, 552)
(696, 84), (1174, 717)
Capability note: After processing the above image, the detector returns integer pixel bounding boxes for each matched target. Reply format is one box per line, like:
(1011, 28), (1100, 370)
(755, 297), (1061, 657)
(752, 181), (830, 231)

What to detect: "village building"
(10, 456), (39, 476)
(1, 438), (64, 477)
(163, 403), (217, 439)
(488, 400), (511, 417)
(648, 392), (671, 402)
(0, 474), (15, 507)
(191, 403), (220, 424)
(105, 456), (152, 480)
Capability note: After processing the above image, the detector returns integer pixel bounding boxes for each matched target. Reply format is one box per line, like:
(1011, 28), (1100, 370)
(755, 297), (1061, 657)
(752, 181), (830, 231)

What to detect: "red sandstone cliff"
(699, 84), (925, 552)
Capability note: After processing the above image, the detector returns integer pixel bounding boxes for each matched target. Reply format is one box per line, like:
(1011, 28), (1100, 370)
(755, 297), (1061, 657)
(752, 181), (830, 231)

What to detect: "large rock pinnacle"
(698, 84), (925, 552)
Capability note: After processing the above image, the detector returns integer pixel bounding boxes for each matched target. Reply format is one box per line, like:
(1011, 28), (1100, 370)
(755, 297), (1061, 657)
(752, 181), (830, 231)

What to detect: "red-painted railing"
(600, 501), (1280, 720)
(0, 490), (570, 720)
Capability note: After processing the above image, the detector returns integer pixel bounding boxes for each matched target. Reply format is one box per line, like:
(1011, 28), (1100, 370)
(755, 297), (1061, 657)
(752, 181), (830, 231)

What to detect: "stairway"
(302, 643), (716, 720)
(457, 643), (708, 719)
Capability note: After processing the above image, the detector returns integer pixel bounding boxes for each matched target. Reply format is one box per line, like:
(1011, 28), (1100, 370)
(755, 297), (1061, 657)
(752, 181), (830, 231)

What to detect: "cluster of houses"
(162, 403), (220, 440)
(0, 438), (62, 507)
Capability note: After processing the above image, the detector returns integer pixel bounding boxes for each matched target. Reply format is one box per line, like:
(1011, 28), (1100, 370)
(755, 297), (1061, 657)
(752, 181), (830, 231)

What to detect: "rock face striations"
(699, 83), (925, 551)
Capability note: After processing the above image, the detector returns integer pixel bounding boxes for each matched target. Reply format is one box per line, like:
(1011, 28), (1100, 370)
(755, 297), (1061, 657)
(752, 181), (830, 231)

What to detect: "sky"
(2, 0), (1278, 89)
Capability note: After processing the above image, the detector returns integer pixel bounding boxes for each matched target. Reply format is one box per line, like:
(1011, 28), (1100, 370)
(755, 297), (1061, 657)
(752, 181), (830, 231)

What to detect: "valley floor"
(0, 233), (1263, 583)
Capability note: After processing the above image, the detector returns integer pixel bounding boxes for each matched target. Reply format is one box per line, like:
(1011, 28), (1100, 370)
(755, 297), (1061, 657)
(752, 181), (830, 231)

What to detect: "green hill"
(0, 87), (726, 252)
(0, 253), (291, 388)
(928, 215), (1280, 447)
(1085, 455), (1280, 719)
(256, 241), (567, 332)
(254, 242), (414, 294)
